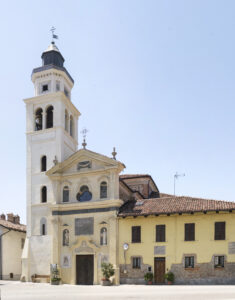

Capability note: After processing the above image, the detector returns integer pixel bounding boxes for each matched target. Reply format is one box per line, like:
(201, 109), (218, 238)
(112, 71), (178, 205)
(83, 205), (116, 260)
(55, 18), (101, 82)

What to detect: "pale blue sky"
(0, 0), (234, 223)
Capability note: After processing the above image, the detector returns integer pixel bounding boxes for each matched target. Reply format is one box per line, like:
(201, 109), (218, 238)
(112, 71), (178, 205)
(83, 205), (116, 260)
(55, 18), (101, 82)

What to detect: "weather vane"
(50, 26), (58, 43)
(81, 128), (88, 149)
(174, 172), (185, 196)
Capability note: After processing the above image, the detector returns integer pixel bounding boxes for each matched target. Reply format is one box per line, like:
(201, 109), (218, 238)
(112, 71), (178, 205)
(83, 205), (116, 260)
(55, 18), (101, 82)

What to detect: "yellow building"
(22, 41), (235, 285)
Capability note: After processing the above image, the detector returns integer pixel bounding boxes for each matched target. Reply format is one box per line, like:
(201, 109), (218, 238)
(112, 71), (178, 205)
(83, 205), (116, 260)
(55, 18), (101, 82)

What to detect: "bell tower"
(22, 41), (80, 280)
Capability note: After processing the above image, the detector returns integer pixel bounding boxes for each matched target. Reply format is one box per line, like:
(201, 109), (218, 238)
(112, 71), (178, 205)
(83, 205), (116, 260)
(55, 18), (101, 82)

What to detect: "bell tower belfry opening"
(22, 40), (81, 281)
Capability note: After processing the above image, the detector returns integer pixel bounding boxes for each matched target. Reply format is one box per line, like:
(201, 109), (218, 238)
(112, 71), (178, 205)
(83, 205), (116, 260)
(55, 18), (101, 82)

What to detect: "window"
(46, 106), (53, 129)
(42, 84), (48, 92)
(214, 256), (224, 268)
(132, 226), (141, 243)
(76, 185), (92, 202)
(63, 186), (69, 202)
(65, 110), (69, 132)
(41, 155), (47, 172)
(132, 257), (141, 269)
(64, 87), (69, 98)
(215, 222), (225, 240)
(100, 182), (107, 199)
(21, 238), (25, 249)
(40, 218), (47, 235)
(100, 227), (107, 245)
(185, 256), (194, 268)
(56, 81), (60, 92)
(70, 115), (74, 137)
(41, 186), (47, 203)
(63, 229), (69, 246)
(35, 108), (43, 131)
(185, 223), (195, 241)
(156, 225), (165, 242)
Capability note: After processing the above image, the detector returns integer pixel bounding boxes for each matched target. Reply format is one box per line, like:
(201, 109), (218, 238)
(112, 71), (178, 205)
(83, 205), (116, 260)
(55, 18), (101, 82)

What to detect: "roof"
(0, 219), (26, 232)
(120, 174), (151, 179)
(118, 195), (235, 217)
(44, 42), (60, 53)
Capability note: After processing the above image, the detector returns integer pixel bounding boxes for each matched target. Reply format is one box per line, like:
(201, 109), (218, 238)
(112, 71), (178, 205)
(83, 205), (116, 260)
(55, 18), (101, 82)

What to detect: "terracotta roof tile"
(0, 219), (26, 232)
(118, 195), (235, 217)
(120, 174), (150, 179)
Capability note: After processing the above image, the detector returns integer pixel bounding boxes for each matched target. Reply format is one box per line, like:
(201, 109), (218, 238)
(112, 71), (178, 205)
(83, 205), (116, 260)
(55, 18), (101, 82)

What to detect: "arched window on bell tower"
(41, 156), (47, 172)
(65, 110), (69, 132)
(35, 108), (43, 131)
(41, 186), (47, 203)
(46, 106), (53, 129)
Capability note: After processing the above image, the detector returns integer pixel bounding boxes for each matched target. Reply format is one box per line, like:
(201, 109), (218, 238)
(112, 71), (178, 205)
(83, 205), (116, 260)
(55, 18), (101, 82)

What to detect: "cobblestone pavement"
(1, 281), (235, 300)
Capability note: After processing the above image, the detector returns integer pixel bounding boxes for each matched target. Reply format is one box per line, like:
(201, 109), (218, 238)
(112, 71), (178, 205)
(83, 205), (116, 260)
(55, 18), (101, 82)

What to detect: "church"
(21, 41), (235, 285)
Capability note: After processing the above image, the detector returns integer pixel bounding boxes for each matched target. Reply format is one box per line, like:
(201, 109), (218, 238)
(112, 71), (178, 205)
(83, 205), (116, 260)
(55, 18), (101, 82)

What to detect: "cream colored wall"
(118, 212), (235, 272)
(2, 230), (26, 280)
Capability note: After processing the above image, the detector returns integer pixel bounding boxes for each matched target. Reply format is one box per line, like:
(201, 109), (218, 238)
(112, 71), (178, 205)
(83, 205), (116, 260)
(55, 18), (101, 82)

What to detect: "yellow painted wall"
(118, 212), (235, 272)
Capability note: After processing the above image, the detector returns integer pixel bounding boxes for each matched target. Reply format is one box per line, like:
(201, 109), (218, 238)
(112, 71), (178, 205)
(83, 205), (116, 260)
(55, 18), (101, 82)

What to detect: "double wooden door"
(154, 257), (165, 284)
(76, 255), (94, 285)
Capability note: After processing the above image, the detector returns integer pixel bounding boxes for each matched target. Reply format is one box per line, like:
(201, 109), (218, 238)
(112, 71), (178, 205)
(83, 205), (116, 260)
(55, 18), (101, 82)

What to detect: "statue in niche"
(100, 227), (107, 245)
(63, 229), (69, 246)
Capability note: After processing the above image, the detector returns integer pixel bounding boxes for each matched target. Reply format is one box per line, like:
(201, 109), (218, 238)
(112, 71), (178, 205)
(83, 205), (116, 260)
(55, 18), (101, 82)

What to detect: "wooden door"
(154, 257), (165, 284)
(76, 255), (94, 285)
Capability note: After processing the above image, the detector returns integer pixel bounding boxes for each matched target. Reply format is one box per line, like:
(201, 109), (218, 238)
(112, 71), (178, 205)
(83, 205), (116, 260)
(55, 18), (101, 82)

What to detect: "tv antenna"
(174, 172), (185, 196)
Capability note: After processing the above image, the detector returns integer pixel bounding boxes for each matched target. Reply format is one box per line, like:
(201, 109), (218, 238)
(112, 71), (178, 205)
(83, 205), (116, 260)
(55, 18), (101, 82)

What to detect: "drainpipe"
(0, 229), (11, 280)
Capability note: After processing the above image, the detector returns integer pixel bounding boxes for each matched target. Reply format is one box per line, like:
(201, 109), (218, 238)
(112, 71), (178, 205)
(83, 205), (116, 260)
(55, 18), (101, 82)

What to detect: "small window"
(41, 186), (47, 203)
(21, 238), (25, 249)
(65, 110), (69, 132)
(185, 223), (195, 241)
(40, 218), (47, 235)
(42, 84), (48, 92)
(56, 82), (60, 92)
(35, 108), (43, 131)
(64, 87), (69, 98)
(46, 106), (53, 129)
(100, 182), (107, 199)
(41, 156), (47, 172)
(156, 225), (165, 242)
(63, 186), (69, 202)
(100, 227), (107, 245)
(70, 115), (74, 137)
(215, 222), (225, 240)
(214, 256), (224, 268)
(185, 256), (194, 268)
(76, 185), (92, 202)
(132, 226), (141, 243)
(132, 257), (141, 269)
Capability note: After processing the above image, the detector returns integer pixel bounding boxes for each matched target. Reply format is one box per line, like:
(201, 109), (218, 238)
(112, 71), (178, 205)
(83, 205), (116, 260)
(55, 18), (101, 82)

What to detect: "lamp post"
(123, 243), (129, 273)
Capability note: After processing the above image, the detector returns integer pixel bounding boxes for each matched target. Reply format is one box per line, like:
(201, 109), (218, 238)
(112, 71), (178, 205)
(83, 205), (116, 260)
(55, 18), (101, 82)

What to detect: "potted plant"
(164, 271), (174, 284)
(101, 262), (115, 286)
(51, 264), (61, 285)
(144, 272), (154, 285)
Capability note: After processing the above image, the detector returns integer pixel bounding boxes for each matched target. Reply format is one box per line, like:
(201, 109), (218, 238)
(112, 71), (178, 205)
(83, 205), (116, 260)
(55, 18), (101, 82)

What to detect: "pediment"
(46, 148), (125, 176)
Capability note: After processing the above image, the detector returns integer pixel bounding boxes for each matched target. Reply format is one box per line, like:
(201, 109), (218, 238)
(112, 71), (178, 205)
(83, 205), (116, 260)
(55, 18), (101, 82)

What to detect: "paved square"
(1, 281), (235, 300)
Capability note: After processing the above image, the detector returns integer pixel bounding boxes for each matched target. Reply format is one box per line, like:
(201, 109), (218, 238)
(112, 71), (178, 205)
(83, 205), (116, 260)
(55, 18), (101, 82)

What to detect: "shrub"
(101, 262), (115, 280)
(164, 271), (174, 282)
(144, 272), (154, 282)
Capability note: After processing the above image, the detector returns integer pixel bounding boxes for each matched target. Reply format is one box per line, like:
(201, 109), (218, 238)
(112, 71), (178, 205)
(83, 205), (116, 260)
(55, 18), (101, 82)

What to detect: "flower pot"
(51, 280), (60, 285)
(167, 281), (173, 285)
(101, 279), (111, 286)
(147, 281), (153, 285)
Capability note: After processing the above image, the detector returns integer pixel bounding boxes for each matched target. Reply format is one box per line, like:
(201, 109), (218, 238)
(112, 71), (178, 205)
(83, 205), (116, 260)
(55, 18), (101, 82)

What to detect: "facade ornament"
(53, 156), (58, 165)
(112, 147), (117, 160)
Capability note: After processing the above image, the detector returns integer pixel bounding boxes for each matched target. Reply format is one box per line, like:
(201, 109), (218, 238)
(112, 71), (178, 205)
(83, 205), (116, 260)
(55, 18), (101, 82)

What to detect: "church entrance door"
(76, 255), (94, 285)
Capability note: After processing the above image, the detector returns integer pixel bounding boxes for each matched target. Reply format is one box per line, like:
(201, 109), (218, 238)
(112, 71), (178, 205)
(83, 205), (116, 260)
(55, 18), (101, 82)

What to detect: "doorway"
(154, 257), (165, 284)
(76, 255), (94, 285)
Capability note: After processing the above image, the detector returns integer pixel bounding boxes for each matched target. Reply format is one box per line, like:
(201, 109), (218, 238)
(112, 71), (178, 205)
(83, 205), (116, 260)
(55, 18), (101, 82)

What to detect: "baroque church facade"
(22, 42), (235, 285)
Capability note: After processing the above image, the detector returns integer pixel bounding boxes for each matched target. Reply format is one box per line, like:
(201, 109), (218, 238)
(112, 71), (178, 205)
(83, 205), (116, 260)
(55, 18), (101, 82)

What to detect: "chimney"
(0, 214), (6, 220)
(7, 213), (14, 223)
(14, 215), (20, 224)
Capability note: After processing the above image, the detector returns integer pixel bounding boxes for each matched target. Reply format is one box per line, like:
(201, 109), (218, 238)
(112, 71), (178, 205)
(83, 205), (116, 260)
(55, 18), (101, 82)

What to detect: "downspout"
(0, 229), (11, 280)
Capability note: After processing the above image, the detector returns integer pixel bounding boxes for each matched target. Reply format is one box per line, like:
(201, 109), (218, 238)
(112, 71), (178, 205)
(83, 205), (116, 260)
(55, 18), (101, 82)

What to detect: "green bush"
(164, 271), (174, 282)
(144, 272), (153, 282)
(101, 262), (115, 280)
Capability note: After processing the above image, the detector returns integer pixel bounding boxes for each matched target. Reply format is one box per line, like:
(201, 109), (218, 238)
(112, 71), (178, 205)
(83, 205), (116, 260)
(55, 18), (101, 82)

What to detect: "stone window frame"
(213, 254), (226, 269)
(131, 256), (142, 269)
(182, 253), (197, 269)
(98, 175), (110, 200)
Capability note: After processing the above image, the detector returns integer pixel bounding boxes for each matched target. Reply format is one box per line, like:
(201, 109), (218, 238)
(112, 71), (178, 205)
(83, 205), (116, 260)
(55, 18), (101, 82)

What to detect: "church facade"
(21, 42), (235, 285)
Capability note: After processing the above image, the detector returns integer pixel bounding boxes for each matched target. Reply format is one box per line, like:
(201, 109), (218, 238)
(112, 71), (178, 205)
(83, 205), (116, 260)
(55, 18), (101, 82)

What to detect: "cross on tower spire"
(81, 128), (88, 149)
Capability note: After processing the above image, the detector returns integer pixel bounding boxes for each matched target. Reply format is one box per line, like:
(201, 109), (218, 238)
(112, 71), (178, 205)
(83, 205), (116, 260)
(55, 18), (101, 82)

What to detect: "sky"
(0, 0), (235, 224)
